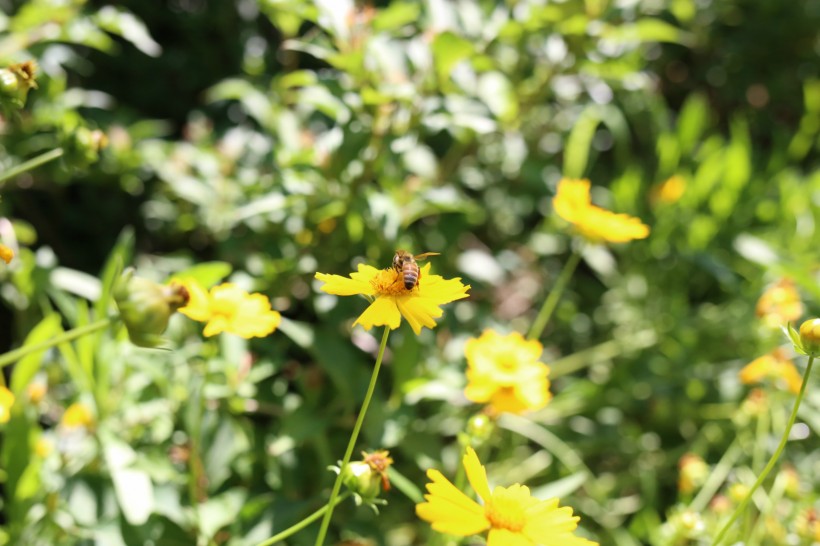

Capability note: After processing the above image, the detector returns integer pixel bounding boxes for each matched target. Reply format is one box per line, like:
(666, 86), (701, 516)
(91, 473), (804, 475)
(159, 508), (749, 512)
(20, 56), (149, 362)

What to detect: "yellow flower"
(315, 262), (469, 335)
(739, 348), (802, 395)
(0, 386), (15, 424)
(464, 330), (551, 415)
(677, 453), (708, 495)
(553, 178), (650, 243)
(178, 281), (281, 338)
(416, 447), (597, 546)
(0, 243), (13, 264)
(60, 402), (94, 429)
(755, 278), (802, 328)
(650, 175), (686, 205)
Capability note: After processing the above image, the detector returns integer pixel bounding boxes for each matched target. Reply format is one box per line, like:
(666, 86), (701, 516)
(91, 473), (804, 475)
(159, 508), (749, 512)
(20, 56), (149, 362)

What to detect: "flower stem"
(255, 493), (351, 546)
(0, 317), (112, 369)
(527, 248), (582, 341)
(711, 356), (815, 546)
(0, 147), (64, 184)
(313, 326), (391, 546)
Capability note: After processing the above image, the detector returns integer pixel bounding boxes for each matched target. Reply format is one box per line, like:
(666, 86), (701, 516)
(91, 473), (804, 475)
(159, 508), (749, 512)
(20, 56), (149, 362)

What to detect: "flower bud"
(466, 412), (496, 443)
(114, 269), (189, 348)
(69, 127), (109, 166)
(798, 318), (820, 357)
(342, 461), (382, 500)
(0, 61), (37, 109)
(342, 450), (393, 500)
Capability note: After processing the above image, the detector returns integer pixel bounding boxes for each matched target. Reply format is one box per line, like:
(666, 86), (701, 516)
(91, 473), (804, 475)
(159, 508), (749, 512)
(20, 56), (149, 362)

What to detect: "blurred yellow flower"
(315, 262), (469, 335)
(416, 447), (597, 546)
(755, 278), (802, 328)
(553, 178), (650, 243)
(178, 281), (281, 338)
(739, 348), (802, 395)
(60, 402), (94, 429)
(0, 386), (15, 423)
(677, 453), (708, 494)
(27, 382), (47, 403)
(0, 243), (13, 264)
(35, 437), (53, 458)
(464, 330), (551, 415)
(651, 175), (686, 205)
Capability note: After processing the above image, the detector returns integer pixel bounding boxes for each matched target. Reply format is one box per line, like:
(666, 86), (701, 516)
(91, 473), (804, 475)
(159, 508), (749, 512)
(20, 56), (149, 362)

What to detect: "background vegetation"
(1, 0), (819, 545)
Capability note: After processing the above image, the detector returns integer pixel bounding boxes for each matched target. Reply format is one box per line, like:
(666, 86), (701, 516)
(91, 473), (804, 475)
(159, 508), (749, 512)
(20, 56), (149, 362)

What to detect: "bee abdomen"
(402, 263), (419, 289)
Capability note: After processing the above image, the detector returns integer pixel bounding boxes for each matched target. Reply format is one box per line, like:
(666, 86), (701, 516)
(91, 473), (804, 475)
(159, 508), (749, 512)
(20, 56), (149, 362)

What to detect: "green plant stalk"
(711, 356), (815, 546)
(255, 493), (351, 546)
(313, 326), (391, 546)
(0, 147), (64, 184)
(527, 248), (582, 341)
(689, 438), (743, 513)
(0, 317), (111, 369)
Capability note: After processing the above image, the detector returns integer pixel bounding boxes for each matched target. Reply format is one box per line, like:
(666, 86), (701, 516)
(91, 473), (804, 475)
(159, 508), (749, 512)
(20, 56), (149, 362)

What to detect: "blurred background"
(1, 0), (820, 545)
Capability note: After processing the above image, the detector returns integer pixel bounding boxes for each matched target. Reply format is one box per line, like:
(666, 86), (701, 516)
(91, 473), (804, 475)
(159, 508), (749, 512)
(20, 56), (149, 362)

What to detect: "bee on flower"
(314, 251), (469, 335)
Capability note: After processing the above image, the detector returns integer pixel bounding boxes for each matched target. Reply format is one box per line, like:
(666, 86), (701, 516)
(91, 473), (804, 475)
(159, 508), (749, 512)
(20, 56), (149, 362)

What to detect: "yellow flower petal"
(488, 528), (533, 546)
(463, 447), (492, 503)
(0, 386), (15, 424)
(354, 296), (402, 331)
(416, 469), (489, 536)
(553, 178), (649, 244)
(315, 264), (379, 296)
(180, 281), (280, 338)
(177, 279), (212, 322)
(0, 244), (13, 264)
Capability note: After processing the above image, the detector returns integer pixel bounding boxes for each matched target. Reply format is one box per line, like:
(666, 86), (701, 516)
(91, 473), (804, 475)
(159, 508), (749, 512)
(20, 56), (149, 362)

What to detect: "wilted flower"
(739, 348), (802, 394)
(464, 330), (551, 415)
(0, 386), (15, 424)
(416, 447), (597, 546)
(315, 261), (469, 335)
(756, 278), (803, 328)
(60, 402), (94, 430)
(553, 178), (650, 244)
(178, 281), (280, 338)
(114, 269), (190, 347)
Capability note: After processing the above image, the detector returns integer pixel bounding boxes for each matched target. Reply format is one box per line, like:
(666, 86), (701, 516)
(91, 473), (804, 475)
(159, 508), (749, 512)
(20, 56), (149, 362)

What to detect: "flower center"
(485, 490), (527, 532)
(211, 296), (239, 320)
(370, 268), (411, 297)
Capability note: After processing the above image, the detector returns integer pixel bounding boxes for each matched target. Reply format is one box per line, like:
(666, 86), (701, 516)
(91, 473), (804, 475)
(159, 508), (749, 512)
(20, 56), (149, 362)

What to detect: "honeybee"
(392, 250), (440, 290)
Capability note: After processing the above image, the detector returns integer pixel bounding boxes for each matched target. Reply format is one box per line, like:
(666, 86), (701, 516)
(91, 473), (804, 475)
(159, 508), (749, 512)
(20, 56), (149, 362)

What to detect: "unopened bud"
(0, 61), (37, 109)
(342, 461), (382, 500)
(798, 318), (820, 357)
(114, 269), (189, 348)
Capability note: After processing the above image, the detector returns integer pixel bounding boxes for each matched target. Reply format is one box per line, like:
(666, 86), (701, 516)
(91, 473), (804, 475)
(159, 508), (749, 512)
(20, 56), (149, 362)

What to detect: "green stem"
(527, 248), (582, 341)
(0, 147), (64, 184)
(689, 438), (743, 512)
(255, 493), (351, 546)
(711, 356), (815, 546)
(0, 317), (111, 369)
(313, 326), (391, 546)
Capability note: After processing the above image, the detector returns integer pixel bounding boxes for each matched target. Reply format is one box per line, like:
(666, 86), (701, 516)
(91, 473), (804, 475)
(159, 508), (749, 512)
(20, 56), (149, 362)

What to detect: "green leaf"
(373, 2), (420, 32)
(603, 18), (691, 45)
(10, 314), (62, 396)
(103, 435), (155, 526)
(677, 93), (710, 154)
(563, 106), (602, 178)
(170, 261), (232, 288)
(195, 489), (246, 540)
(432, 31), (474, 85)
(96, 227), (134, 319)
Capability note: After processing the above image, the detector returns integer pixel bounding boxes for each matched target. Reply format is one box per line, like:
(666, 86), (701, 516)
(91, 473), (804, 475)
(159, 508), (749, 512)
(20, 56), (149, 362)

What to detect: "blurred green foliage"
(1, 0), (819, 545)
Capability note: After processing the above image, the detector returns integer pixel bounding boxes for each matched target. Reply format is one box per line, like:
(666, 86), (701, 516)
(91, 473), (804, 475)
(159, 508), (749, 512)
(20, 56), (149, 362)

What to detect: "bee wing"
(413, 252), (440, 261)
